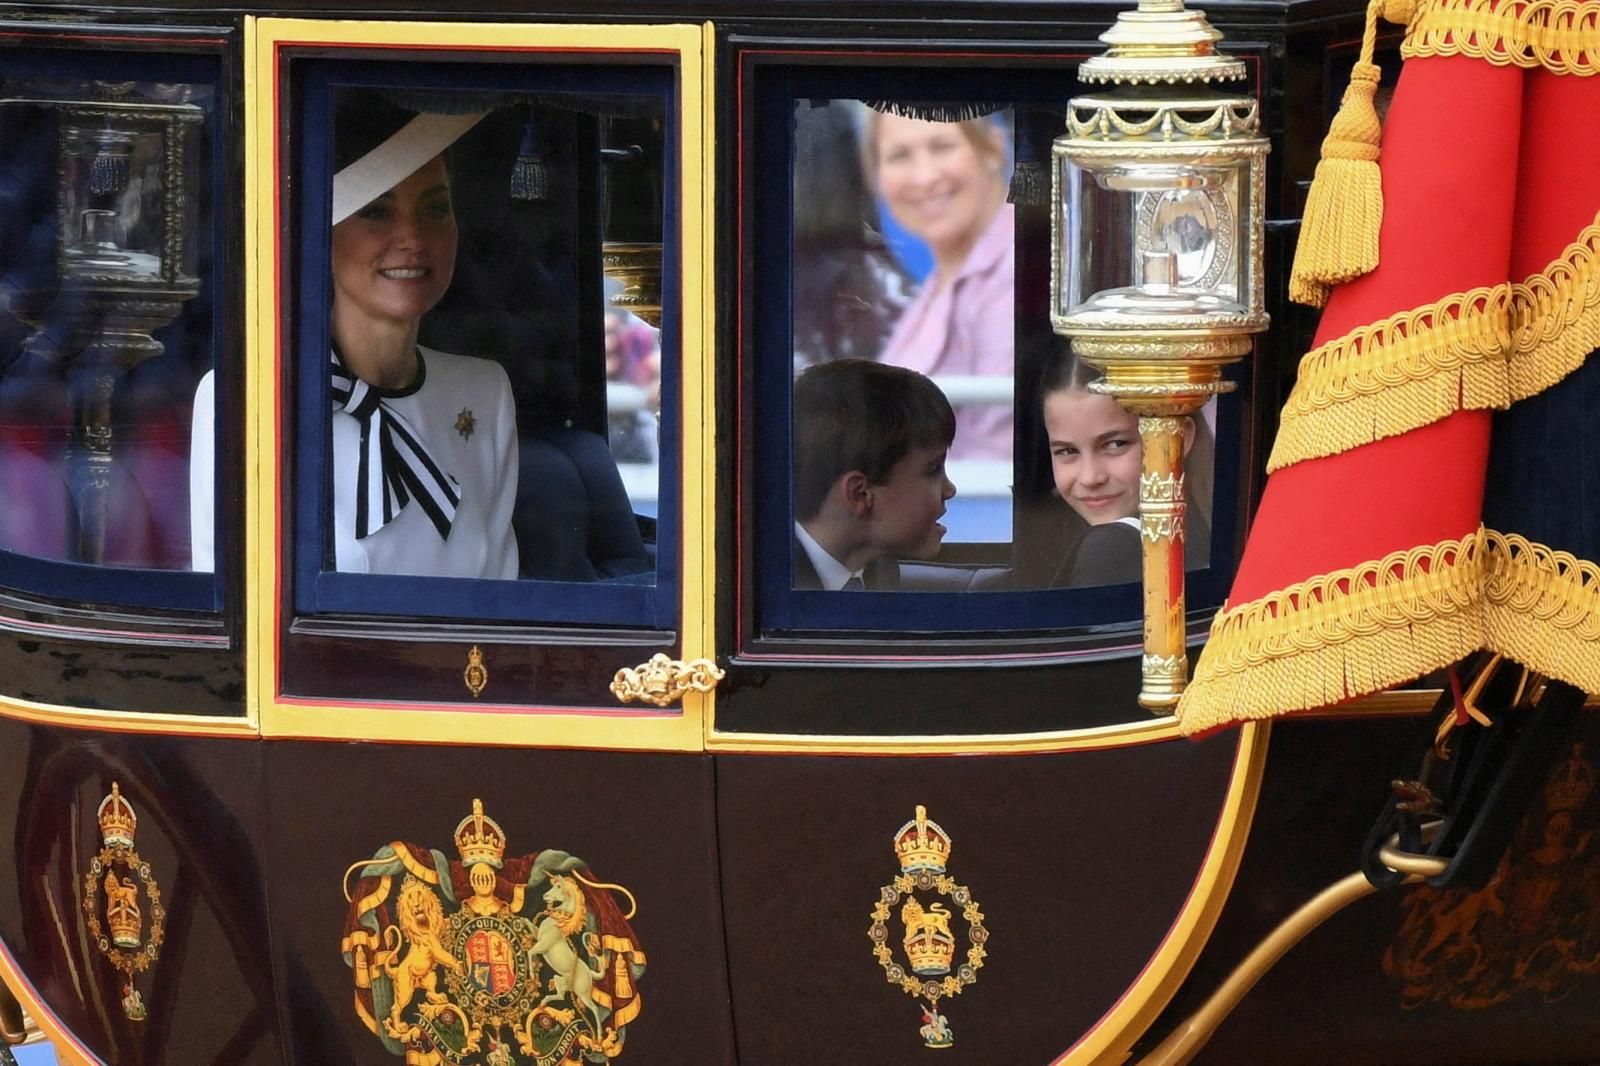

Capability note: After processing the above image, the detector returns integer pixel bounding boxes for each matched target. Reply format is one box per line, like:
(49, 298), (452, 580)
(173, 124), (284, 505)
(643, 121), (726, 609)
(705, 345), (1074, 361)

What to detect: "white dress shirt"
(794, 521), (864, 590)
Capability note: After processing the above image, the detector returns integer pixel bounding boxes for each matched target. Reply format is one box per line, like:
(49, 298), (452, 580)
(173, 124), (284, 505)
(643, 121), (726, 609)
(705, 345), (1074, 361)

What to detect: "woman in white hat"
(192, 94), (519, 580)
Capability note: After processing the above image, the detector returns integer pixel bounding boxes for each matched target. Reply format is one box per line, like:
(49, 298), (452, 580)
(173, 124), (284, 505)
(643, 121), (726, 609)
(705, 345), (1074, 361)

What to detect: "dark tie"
(841, 575), (866, 591)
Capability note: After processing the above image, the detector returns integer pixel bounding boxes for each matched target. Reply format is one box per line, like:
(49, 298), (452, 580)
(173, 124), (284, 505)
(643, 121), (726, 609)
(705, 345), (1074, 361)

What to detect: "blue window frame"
(291, 58), (680, 629)
(0, 47), (224, 612)
(748, 61), (1246, 636)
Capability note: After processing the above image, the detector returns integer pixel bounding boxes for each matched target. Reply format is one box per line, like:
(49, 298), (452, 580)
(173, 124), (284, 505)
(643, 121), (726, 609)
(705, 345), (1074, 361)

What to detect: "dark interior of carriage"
(289, 63), (680, 627)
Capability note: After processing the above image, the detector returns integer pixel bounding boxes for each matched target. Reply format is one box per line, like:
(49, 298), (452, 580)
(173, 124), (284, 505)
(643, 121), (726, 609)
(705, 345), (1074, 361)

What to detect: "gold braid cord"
(1269, 215), (1600, 470)
(1176, 530), (1600, 734)
(1403, 0), (1600, 73)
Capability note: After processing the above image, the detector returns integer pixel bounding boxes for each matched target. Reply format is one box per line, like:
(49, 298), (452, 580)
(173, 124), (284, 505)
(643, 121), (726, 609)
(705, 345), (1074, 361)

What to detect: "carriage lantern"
(4, 83), (203, 563)
(1051, 0), (1269, 712)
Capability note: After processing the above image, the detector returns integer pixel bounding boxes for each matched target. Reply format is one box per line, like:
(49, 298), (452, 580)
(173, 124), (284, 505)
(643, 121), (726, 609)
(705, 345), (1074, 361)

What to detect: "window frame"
(738, 52), (1252, 647)
(0, 43), (230, 616)
(0, 22), (246, 725)
(711, 40), (1266, 743)
(249, 18), (712, 748)
(288, 57), (682, 629)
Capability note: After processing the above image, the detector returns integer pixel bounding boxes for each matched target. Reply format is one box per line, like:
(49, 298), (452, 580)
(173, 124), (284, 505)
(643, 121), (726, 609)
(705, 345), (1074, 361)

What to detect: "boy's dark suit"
(792, 533), (902, 590)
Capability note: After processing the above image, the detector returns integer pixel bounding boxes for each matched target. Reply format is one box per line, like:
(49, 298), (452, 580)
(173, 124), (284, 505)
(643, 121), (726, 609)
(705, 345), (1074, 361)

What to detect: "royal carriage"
(1, 0), (1598, 1063)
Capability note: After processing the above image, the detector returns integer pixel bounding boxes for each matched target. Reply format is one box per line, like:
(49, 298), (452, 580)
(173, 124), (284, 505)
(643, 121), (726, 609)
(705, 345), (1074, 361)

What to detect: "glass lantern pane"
(62, 123), (167, 280)
(1227, 156), (1254, 313)
(1063, 158), (1133, 316)
(1064, 156), (1250, 324)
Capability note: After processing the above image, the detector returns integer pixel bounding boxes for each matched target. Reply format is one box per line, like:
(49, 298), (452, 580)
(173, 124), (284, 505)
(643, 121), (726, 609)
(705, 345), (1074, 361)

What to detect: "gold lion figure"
(104, 871), (142, 947)
(901, 896), (953, 941)
(376, 879), (463, 1040)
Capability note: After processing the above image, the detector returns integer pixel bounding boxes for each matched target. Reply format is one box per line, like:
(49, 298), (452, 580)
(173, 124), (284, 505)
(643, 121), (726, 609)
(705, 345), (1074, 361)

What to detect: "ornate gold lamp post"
(1051, 0), (1269, 711)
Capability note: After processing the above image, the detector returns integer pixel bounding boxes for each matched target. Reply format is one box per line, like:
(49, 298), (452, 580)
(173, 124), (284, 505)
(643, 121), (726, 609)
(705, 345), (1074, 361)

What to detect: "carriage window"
(289, 63), (678, 628)
(0, 57), (219, 609)
(754, 73), (1242, 636)
(789, 99), (1218, 596)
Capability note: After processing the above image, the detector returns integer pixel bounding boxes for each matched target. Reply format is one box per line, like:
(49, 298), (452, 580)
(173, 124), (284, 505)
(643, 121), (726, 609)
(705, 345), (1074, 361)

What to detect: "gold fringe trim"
(1403, 0), (1600, 74)
(1269, 215), (1600, 471)
(1176, 530), (1600, 734)
(1509, 221), (1600, 398)
(1269, 287), (1511, 470)
(1484, 534), (1600, 694)
(1177, 532), (1486, 733)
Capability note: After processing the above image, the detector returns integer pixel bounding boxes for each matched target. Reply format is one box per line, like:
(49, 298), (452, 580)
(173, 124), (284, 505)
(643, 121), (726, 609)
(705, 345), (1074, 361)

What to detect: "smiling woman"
(191, 92), (523, 580)
(865, 109), (1013, 466)
(322, 94), (519, 579)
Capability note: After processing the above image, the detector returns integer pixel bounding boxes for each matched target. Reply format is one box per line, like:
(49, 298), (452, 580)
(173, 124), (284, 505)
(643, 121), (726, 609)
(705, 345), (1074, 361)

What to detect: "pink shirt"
(880, 202), (1015, 461)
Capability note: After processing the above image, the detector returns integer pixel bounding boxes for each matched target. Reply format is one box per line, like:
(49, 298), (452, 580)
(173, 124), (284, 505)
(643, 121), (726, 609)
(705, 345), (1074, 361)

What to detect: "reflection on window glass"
(604, 291), (662, 527)
(311, 87), (663, 589)
(789, 99), (1214, 594)
(793, 101), (1013, 549)
(0, 77), (211, 572)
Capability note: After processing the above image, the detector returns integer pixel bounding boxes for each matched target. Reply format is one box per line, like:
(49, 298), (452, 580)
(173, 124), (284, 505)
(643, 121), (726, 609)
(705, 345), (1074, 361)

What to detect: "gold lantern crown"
(97, 782), (138, 849)
(454, 798), (507, 869)
(895, 806), (952, 874)
(1078, 0), (1246, 87)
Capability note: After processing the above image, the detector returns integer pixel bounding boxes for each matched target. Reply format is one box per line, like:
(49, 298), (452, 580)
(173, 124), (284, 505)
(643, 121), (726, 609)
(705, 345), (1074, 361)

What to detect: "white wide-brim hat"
(331, 110), (485, 226)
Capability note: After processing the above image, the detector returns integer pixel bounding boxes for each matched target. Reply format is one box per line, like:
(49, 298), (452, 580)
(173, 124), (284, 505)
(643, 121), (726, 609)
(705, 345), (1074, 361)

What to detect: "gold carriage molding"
(340, 798), (646, 1065)
(609, 654), (724, 707)
(868, 806), (988, 1050)
(82, 783), (165, 1021)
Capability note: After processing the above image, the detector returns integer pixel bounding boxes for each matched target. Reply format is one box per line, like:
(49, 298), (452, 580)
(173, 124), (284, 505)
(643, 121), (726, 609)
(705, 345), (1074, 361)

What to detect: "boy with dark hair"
(792, 359), (957, 590)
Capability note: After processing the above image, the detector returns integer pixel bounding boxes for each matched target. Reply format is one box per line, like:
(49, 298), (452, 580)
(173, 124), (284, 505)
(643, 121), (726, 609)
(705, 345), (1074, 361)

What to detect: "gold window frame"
(244, 17), (715, 751)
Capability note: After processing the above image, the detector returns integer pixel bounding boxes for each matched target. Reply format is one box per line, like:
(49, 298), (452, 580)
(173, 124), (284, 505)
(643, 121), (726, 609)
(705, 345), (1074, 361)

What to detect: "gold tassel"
(1288, 0), (1403, 308)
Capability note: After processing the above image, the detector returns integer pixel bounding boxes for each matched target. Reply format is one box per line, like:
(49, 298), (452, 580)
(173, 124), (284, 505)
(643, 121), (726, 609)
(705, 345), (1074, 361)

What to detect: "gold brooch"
(868, 806), (987, 1049)
(455, 407), (476, 440)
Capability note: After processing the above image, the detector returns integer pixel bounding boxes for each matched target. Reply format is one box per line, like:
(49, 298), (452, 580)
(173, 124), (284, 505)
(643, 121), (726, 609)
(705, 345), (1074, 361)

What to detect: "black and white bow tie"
(330, 350), (460, 541)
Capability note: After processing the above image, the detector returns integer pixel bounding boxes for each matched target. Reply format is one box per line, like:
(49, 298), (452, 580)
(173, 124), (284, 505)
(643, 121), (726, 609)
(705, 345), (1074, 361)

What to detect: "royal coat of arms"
(868, 806), (988, 1049)
(341, 799), (646, 1066)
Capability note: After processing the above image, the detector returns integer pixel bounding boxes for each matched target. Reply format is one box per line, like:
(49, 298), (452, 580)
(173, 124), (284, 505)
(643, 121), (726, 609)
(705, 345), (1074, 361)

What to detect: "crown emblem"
(1545, 743), (1595, 815)
(901, 896), (956, 975)
(85, 782), (163, 1022)
(894, 805), (951, 873)
(454, 798), (507, 869)
(97, 782), (138, 850)
(869, 805), (987, 1050)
